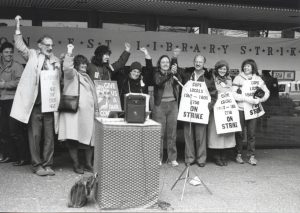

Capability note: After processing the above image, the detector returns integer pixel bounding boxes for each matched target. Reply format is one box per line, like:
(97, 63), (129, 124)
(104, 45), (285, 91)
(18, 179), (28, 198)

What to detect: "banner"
(178, 80), (211, 124)
(242, 80), (265, 120)
(214, 92), (241, 134)
(94, 80), (121, 117)
(40, 70), (61, 112)
(0, 26), (299, 77)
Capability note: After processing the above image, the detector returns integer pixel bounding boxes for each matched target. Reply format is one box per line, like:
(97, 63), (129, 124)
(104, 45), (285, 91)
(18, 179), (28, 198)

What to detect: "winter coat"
(207, 74), (236, 149)
(58, 55), (99, 146)
(0, 56), (23, 100)
(10, 34), (61, 123)
(232, 72), (270, 111)
(87, 51), (130, 81)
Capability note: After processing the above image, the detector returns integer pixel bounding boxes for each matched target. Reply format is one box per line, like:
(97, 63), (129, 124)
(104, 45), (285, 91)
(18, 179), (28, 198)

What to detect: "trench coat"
(207, 75), (236, 149)
(58, 55), (98, 146)
(10, 34), (61, 124)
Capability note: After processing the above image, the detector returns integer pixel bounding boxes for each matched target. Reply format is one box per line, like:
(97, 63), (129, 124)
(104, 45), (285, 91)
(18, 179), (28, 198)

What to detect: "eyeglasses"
(41, 43), (55, 48)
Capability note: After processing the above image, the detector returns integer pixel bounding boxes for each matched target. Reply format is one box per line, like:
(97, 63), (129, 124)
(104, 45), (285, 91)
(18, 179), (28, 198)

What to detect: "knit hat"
(214, 60), (229, 71)
(94, 45), (111, 56)
(130, 62), (142, 72)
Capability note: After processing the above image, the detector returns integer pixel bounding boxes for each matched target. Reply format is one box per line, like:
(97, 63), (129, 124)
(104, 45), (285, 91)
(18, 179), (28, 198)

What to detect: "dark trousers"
(184, 122), (207, 164)
(235, 111), (257, 156)
(0, 100), (28, 161)
(28, 105), (54, 167)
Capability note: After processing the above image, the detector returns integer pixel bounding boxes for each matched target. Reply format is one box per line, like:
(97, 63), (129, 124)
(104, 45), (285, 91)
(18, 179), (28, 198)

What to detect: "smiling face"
(243, 64), (252, 75)
(78, 63), (87, 72)
(1, 47), (14, 63)
(102, 53), (110, 63)
(129, 69), (141, 80)
(160, 57), (170, 71)
(194, 55), (205, 71)
(39, 37), (54, 57)
(218, 66), (227, 77)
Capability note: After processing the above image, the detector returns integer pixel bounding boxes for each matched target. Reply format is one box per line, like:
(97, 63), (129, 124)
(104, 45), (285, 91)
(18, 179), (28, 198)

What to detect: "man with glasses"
(10, 15), (61, 176)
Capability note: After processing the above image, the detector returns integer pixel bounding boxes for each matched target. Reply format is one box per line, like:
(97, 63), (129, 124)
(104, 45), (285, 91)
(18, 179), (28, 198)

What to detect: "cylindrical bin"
(94, 118), (161, 210)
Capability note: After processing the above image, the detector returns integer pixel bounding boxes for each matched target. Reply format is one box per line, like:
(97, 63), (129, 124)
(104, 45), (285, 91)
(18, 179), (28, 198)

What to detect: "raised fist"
(15, 15), (22, 22)
(125, 42), (131, 52)
(67, 44), (74, 54)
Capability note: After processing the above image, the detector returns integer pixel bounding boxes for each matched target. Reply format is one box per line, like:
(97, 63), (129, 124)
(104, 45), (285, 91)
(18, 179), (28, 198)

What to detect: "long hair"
(241, 59), (259, 75)
(156, 55), (170, 70)
(214, 60), (229, 78)
(74, 55), (89, 71)
(91, 45), (111, 66)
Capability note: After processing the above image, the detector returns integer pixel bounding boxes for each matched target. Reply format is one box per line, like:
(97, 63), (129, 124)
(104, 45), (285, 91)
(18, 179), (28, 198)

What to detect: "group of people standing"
(0, 15), (270, 177)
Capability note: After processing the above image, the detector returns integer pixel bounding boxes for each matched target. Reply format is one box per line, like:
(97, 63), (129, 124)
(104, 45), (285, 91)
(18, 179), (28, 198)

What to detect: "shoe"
(84, 165), (93, 173)
(222, 159), (228, 166)
(73, 165), (84, 174)
(215, 159), (224, 166)
(236, 154), (244, 164)
(168, 160), (179, 167)
(35, 166), (48, 176)
(45, 166), (55, 176)
(248, 156), (257, 166)
(13, 160), (28, 166)
(197, 163), (205, 167)
(0, 157), (12, 163)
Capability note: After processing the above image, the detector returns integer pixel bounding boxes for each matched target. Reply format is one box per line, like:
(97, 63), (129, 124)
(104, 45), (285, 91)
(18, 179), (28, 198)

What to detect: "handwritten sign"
(94, 80), (121, 118)
(214, 92), (241, 134)
(178, 80), (211, 124)
(242, 79), (265, 120)
(40, 70), (61, 112)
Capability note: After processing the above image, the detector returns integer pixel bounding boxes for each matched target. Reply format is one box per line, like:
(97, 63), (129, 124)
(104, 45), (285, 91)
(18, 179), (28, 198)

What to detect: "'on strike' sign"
(242, 79), (265, 120)
(214, 92), (241, 134)
(178, 80), (211, 124)
(40, 70), (61, 113)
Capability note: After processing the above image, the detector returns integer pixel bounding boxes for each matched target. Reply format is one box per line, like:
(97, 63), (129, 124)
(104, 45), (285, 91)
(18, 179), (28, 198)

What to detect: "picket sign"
(178, 80), (211, 124)
(40, 70), (61, 112)
(94, 80), (121, 118)
(242, 79), (265, 120)
(214, 92), (241, 134)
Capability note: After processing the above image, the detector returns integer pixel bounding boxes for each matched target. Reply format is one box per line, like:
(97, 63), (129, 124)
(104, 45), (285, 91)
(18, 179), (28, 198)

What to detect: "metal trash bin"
(94, 118), (161, 209)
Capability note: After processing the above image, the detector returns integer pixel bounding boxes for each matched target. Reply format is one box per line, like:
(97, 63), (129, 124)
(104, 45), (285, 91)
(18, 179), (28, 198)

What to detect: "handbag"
(58, 77), (80, 113)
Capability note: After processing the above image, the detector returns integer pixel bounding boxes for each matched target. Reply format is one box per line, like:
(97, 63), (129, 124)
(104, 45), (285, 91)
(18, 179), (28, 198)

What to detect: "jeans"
(235, 110), (257, 156)
(152, 101), (178, 161)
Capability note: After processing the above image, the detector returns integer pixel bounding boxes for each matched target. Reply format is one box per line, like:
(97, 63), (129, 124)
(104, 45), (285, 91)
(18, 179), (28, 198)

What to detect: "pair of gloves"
(237, 87), (265, 105)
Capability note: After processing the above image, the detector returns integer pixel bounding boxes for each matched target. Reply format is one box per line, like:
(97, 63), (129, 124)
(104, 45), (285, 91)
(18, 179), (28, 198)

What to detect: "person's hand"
(67, 44), (74, 55)
(125, 42), (131, 52)
(173, 48), (181, 58)
(171, 64), (177, 74)
(140, 47), (151, 59)
(0, 79), (5, 89)
(15, 15), (22, 34)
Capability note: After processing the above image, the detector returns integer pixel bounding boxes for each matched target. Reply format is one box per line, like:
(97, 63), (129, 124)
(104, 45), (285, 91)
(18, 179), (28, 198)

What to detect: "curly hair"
(241, 59), (259, 75)
(91, 45), (111, 66)
(74, 55), (89, 71)
(0, 41), (14, 52)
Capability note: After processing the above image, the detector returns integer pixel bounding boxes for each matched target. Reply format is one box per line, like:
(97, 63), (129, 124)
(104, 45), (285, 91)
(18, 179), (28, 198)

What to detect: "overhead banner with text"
(1, 26), (299, 74)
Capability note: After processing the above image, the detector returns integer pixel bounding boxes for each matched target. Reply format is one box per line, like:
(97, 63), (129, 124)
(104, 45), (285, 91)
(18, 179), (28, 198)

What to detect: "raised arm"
(110, 42), (131, 71)
(62, 44), (76, 80)
(14, 15), (30, 60)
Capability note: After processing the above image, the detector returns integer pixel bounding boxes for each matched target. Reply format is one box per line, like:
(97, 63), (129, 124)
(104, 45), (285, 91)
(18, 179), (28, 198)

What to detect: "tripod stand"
(171, 164), (212, 201)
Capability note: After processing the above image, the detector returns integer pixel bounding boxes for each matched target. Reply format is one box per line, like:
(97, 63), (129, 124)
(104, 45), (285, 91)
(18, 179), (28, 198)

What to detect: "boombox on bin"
(124, 94), (146, 123)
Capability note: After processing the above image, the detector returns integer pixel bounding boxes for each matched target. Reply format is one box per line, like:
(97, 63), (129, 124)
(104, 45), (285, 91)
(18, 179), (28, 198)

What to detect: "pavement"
(1, 147), (300, 212)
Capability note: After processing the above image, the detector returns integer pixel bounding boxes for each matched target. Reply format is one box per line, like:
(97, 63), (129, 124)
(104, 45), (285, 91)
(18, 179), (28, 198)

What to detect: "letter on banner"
(178, 80), (211, 124)
(242, 79), (265, 120)
(40, 70), (61, 112)
(214, 92), (241, 134)
(94, 80), (121, 118)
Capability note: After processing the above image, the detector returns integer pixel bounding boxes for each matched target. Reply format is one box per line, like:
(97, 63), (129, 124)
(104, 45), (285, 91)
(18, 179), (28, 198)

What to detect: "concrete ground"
(1, 147), (300, 212)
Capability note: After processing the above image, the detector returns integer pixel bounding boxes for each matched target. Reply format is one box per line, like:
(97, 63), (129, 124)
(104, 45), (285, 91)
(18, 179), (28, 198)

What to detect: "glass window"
(42, 21), (87, 28)
(278, 84), (286, 92)
(208, 28), (248, 37)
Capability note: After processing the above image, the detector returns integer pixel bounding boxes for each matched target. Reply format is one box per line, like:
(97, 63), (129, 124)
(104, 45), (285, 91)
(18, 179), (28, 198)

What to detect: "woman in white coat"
(207, 60), (236, 166)
(58, 44), (99, 174)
